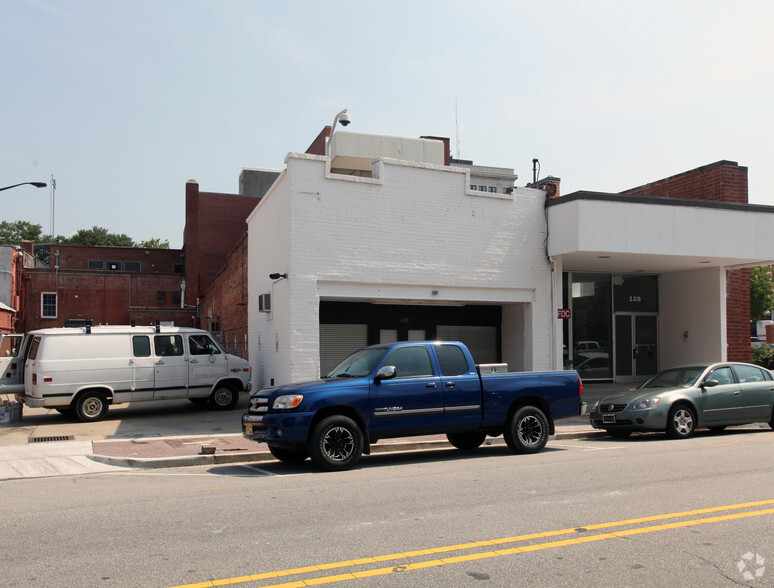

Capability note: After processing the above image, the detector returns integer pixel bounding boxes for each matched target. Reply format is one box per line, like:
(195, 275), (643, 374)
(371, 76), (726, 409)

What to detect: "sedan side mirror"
(375, 365), (396, 381)
(701, 379), (719, 388)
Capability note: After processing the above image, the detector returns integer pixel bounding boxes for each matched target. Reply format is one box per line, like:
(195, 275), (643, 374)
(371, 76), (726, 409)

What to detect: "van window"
(154, 335), (183, 357)
(189, 334), (221, 355)
(132, 336), (151, 357)
(28, 337), (41, 360)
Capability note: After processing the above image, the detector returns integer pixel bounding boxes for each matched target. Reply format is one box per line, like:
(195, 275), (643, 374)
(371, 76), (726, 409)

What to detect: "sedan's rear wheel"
(666, 404), (696, 438)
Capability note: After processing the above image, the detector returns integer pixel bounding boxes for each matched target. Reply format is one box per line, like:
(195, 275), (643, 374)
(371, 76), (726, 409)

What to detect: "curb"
(87, 429), (602, 469)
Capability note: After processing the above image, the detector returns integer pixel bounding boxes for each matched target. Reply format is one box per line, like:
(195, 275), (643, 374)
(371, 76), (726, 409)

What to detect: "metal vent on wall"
(258, 293), (271, 313)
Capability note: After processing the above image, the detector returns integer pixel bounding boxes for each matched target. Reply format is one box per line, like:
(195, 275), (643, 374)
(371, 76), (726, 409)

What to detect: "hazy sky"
(3, 1), (773, 248)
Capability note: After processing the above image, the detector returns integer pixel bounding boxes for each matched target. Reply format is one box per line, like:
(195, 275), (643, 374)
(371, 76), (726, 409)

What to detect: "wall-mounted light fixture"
(269, 273), (288, 281)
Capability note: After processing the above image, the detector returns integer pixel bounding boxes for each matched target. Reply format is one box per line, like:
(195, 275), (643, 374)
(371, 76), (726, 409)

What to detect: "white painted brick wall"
(249, 153), (555, 388)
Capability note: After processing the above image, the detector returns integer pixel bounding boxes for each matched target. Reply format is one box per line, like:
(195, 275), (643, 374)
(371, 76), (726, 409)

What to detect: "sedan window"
(707, 366), (734, 385)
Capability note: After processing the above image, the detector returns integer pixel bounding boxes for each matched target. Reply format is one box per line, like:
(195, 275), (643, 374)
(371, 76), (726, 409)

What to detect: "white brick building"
(247, 134), (554, 389)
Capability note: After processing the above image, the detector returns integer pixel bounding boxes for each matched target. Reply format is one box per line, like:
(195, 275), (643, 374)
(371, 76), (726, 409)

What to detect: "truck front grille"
(248, 395), (269, 414)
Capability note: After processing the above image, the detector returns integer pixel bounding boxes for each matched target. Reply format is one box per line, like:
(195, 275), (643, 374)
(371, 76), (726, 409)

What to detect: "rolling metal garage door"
(436, 325), (498, 364)
(319, 324), (368, 377)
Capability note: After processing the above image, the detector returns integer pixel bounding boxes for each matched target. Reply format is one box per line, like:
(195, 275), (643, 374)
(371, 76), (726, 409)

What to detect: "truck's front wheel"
(308, 415), (364, 471)
(505, 406), (549, 454)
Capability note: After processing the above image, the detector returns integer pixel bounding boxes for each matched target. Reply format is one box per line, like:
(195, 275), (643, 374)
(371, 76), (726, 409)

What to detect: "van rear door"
(152, 334), (189, 398)
(0, 334), (25, 393)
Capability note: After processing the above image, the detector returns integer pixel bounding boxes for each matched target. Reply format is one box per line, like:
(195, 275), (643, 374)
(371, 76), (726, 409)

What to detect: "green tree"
(138, 237), (170, 249)
(750, 266), (774, 321)
(0, 220), (44, 244)
(68, 226), (134, 247)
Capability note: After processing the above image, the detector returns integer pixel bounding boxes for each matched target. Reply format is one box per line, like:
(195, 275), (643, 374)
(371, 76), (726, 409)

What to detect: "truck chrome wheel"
(504, 406), (549, 454)
(518, 415), (544, 446)
(322, 427), (355, 461)
(308, 415), (364, 471)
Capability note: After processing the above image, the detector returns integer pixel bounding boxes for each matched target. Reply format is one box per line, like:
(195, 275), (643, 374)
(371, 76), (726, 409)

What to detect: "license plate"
(602, 414), (616, 424)
(245, 423), (253, 434)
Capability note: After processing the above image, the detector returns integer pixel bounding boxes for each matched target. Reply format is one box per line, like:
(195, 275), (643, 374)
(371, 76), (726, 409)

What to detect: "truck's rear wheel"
(209, 383), (239, 410)
(268, 445), (309, 464)
(308, 415), (364, 471)
(446, 431), (486, 450)
(75, 392), (109, 422)
(504, 406), (549, 454)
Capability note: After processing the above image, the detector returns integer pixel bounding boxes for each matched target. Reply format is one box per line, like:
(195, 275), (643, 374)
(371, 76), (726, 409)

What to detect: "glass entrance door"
(614, 314), (658, 383)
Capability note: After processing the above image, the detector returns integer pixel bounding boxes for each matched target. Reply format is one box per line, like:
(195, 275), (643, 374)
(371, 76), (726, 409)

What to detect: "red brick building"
(21, 244), (191, 331)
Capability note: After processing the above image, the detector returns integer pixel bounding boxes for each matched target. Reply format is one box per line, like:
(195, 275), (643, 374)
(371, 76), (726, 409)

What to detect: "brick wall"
(624, 160), (751, 362)
(183, 180), (261, 317)
(22, 269), (193, 331)
(624, 160), (748, 204)
(726, 268), (752, 362)
(200, 234), (248, 358)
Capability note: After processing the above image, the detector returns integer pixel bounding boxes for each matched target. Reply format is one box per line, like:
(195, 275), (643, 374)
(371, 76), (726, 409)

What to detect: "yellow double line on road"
(172, 499), (774, 588)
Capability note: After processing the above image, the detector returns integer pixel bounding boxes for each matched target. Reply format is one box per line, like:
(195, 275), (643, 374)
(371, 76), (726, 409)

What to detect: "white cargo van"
(12, 325), (251, 422)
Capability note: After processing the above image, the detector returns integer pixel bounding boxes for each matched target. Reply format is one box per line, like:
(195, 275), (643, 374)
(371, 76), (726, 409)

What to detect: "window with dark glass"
(171, 291), (181, 306)
(157, 291), (166, 305)
(154, 335), (183, 357)
(88, 260), (104, 270)
(436, 344), (469, 376)
(132, 336), (151, 357)
(124, 261), (141, 272)
(173, 264), (184, 274)
(385, 346), (434, 378)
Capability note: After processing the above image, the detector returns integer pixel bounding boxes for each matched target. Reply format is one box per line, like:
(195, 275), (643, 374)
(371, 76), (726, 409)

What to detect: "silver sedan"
(589, 362), (774, 438)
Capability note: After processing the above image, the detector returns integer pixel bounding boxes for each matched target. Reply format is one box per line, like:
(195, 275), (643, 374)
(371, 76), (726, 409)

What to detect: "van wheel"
(75, 392), (109, 422)
(308, 415), (364, 471)
(504, 406), (549, 454)
(209, 384), (239, 410)
(446, 431), (486, 450)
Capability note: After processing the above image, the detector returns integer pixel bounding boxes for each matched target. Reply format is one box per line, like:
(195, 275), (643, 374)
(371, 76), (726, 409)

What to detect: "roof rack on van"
(155, 320), (161, 333)
(64, 318), (93, 331)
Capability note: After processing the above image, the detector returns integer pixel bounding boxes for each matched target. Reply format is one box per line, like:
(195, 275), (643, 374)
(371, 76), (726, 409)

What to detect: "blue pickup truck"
(242, 341), (584, 470)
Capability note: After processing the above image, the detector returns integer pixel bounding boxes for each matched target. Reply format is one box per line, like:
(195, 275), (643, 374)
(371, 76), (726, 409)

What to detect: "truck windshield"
(327, 348), (387, 378)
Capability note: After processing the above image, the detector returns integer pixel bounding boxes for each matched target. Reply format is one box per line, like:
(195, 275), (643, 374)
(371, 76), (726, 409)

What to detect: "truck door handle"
(445, 382), (455, 388)
(426, 383), (436, 389)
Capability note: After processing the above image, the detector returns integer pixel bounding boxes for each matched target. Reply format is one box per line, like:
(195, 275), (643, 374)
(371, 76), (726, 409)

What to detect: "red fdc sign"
(557, 308), (571, 320)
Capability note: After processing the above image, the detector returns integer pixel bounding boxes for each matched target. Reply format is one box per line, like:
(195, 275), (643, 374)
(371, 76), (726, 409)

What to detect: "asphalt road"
(2, 426), (773, 587)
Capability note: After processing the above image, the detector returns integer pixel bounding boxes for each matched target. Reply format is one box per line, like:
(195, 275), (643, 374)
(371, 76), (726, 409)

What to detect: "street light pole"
(0, 181), (47, 192)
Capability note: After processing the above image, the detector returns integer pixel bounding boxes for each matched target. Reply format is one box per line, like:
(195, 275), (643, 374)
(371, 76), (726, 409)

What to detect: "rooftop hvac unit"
(259, 293), (271, 313)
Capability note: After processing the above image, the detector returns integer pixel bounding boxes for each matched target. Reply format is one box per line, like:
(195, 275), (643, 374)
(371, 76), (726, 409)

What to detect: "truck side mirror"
(375, 365), (396, 381)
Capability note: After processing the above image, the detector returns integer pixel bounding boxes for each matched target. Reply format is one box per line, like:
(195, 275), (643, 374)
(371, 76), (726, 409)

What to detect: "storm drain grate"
(28, 435), (75, 443)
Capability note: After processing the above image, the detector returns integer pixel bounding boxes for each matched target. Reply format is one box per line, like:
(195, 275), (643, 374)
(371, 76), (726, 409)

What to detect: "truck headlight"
(273, 394), (304, 410)
(631, 398), (660, 410)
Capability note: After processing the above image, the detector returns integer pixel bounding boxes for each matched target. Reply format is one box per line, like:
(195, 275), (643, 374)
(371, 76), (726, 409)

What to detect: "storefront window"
(563, 273), (612, 379)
